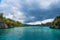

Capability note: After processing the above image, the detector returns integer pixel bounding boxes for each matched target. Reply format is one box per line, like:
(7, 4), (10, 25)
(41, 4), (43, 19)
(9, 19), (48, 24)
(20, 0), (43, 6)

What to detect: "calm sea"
(0, 26), (60, 40)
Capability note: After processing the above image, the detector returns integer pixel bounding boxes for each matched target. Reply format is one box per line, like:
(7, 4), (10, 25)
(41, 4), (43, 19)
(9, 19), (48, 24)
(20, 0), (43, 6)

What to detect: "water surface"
(0, 26), (60, 40)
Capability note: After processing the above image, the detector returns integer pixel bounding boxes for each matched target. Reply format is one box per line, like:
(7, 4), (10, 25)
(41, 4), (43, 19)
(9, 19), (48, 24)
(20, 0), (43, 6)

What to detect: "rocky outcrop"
(50, 16), (60, 28)
(0, 22), (8, 28)
(0, 13), (24, 28)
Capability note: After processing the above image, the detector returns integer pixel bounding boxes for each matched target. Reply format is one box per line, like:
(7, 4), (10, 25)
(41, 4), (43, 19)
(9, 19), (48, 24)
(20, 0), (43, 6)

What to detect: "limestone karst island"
(0, 13), (24, 28)
(50, 16), (60, 28)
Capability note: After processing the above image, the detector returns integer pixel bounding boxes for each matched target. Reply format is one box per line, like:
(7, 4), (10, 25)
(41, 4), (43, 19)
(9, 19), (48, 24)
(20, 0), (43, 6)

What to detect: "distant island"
(25, 22), (51, 26)
(25, 15), (60, 29)
(0, 13), (24, 28)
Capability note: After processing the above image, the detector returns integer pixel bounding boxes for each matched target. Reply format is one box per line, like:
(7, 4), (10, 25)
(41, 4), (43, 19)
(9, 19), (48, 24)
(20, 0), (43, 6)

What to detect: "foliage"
(0, 13), (24, 27)
(51, 16), (60, 28)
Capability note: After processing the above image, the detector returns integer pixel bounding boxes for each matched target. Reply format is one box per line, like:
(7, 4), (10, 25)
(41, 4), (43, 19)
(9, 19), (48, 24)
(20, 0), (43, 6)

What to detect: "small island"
(0, 13), (24, 28)
(50, 16), (60, 28)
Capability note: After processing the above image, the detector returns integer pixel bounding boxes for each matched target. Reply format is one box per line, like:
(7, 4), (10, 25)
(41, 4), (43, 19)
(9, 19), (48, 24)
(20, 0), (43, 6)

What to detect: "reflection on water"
(0, 27), (24, 40)
(51, 29), (60, 40)
(0, 26), (60, 40)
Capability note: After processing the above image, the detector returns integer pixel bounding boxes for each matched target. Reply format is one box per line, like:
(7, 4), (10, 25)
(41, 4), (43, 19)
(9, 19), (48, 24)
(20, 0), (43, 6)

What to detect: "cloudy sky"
(0, 0), (60, 24)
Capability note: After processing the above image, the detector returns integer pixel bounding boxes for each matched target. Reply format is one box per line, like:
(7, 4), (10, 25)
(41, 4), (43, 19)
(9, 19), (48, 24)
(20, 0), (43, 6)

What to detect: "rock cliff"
(50, 16), (60, 28)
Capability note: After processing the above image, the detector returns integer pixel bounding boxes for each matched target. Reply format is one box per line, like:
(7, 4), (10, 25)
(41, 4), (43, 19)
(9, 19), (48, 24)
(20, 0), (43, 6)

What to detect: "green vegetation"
(0, 13), (24, 28)
(50, 16), (60, 28)
(0, 13), (3, 21)
(3, 17), (24, 27)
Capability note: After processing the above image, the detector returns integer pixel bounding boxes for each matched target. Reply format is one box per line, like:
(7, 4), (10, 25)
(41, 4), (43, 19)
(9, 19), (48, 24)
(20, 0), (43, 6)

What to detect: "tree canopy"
(0, 13), (24, 27)
(51, 16), (60, 28)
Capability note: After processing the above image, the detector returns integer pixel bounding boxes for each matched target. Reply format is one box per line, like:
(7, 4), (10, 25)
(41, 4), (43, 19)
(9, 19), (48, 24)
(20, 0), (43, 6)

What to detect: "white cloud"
(39, 0), (51, 9)
(41, 19), (54, 24)
(27, 21), (41, 25)
(26, 0), (33, 3)
(5, 13), (13, 19)
(27, 19), (54, 25)
(37, 0), (60, 9)
(30, 16), (35, 20)
(13, 11), (26, 20)
(0, 0), (27, 23)
(0, 0), (59, 23)
(24, 0), (60, 9)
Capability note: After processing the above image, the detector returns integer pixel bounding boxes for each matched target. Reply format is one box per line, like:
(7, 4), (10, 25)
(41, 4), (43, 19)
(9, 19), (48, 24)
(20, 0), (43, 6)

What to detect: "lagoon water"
(0, 26), (60, 40)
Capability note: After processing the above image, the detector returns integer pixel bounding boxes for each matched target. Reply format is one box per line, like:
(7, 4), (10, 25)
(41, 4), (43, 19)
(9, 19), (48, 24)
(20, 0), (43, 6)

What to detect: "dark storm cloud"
(20, 0), (60, 23)
(0, 0), (60, 23)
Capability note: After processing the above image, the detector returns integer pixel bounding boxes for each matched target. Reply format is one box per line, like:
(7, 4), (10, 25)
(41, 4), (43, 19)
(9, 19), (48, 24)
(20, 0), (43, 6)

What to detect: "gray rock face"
(50, 16), (60, 29)
(0, 22), (8, 28)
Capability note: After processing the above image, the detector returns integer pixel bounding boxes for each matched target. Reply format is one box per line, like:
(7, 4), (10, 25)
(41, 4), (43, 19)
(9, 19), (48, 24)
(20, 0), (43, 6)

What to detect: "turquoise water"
(0, 26), (60, 40)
